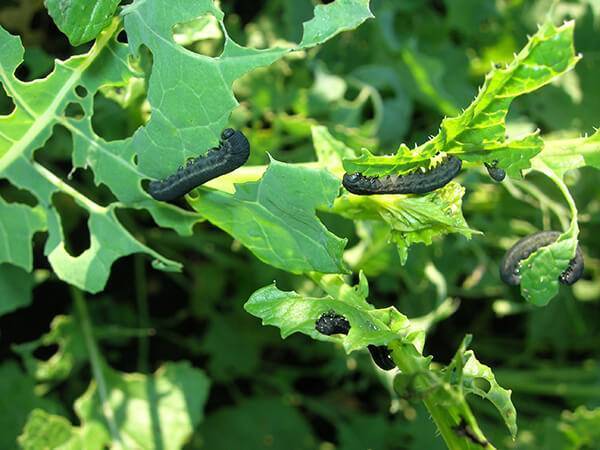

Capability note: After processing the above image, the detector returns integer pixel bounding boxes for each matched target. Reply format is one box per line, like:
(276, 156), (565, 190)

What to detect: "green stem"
(72, 287), (127, 450)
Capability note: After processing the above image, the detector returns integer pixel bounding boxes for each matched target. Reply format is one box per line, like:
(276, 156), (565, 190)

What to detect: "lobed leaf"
(189, 158), (348, 275)
(343, 21), (580, 178)
(244, 274), (409, 353)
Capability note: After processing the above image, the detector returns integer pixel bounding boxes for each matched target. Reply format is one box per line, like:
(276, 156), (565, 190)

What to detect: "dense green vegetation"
(0, 0), (599, 449)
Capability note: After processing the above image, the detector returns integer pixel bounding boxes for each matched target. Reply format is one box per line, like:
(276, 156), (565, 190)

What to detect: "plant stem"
(72, 287), (127, 449)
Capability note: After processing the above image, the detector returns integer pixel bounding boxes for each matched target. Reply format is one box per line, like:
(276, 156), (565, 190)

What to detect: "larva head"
(485, 162), (506, 182)
(221, 128), (236, 140)
(342, 173), (374, 194)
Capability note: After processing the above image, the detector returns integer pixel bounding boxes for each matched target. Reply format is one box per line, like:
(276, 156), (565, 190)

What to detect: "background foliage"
(0, 0), (599, 449)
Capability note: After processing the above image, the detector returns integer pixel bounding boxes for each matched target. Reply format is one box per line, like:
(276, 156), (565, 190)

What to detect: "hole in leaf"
(75, 85), (88, 98)
(117, 29), (128, 44)
(0, 83), (15, 116)
(473, 377), (492, 393)
(0, 179), (38, 207)
(14, 47), (55, 82)
(172, 13), (225, 57)
(32, 343), (59, 361)
(69, 166), (118, 206)
(91, 92), (140, 141)
(64, 102), (85, 119)
(51, 192), (91, 257)
(228, 0), (267, 27)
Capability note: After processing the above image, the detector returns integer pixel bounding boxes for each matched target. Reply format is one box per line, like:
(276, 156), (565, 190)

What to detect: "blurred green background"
(1, 0), (599, 449)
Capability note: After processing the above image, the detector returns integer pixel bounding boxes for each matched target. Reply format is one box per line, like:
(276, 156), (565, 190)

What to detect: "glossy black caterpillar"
(499, 231), (584, 286)
(367, 345), (395, 371)
(484, 161), (506, 182)
(315, 311), (351, 335)
(343, 155), (462, 195)
(147, 128), (250, 201)
(314, 312), (395, 371)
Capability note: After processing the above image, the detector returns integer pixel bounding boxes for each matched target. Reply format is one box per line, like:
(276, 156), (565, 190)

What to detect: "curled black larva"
(343, 156), (462, 195)
(367, 344), (395, 371)
(147, 128), (250, 201)
(484, 161), (506, 182)
(315, 311), (351, 336)
(499, 231), (584, 286)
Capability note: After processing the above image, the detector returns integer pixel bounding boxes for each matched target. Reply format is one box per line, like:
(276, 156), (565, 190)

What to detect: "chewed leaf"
(333, 182), (476, 264)
(244, 276), (409, 353)
(188, 159), (348, 275)
(343, 20), (579, 177)
(534, 129), (600, 178)
(520, 230), (579, 306)
(463, 351), (517, 438)
(0, 0), (374, 292)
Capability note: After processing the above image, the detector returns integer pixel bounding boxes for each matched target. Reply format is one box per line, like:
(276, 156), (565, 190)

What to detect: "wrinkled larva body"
(148, 128), (250, 201)
(343, 156), (462, 195)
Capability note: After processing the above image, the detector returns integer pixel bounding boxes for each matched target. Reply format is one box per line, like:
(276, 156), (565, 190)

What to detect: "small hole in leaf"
(75, 86), (88, 98)
(32, 344), (59, 361)
(0, 84), (15, 115)
(117, 29), (129, 44)
(473, 377), (492, 393)
(0, 179), (38, 207)
(91, 92), (141, 141)
(172, 13), (224, 57)
(65, 102), (85, 119)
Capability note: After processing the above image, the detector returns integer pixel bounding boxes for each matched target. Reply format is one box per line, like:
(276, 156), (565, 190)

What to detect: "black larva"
(315, 311), (351, 335)
(343, 156), (462, 195)
(147, 128), (250, 201)
(499, 231), (584, 286)
(484, 161), (506, 182)
(367, 345), (395, 371)
(453, 419), (488, 447)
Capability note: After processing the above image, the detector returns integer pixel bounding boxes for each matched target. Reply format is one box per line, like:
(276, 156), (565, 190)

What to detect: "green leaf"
(0, 362), (62, 450)
(445, 336), (517, 439)
(519, 227), (579, 307)
(18, 363), (210, 450)
(75, 362), (210, 450)
(18, 409), (84, 450)
(0, 198), (45, 271)
(2, 0), (373, 292)
(13, 315), (87, 382)
(199, 397), (316, 450)
(299, 0), (373, 47)
(333, 182), (476, 263)
(45, 0), (121, 46)
(343, 20), (579, 178)
(0, 264), (34, 316)
(0, 22), (183, 292)
(534, 129), (600, 178)
(244, 274), (408, 353)
(189, 159), (347, 275)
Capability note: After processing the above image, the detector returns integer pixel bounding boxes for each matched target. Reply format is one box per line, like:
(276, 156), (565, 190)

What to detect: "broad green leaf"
(333, 182), (476, 263)
(45, 0), (121, 46)
(343, 21), (579, 178)
(188, 159), (348, 275)
(1, 0), (374, 292)
(0, 22), (184, 292)
(18, 409), (84, 450)
(75, 362), (210, 450)
(534, 130), (600, 177)
(13, 315), (87, 382)
(244, 274), (409, 353)
(0, 362), (62, 450)
(0, 264), (33, 316)
(198, 397), (316, 450)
